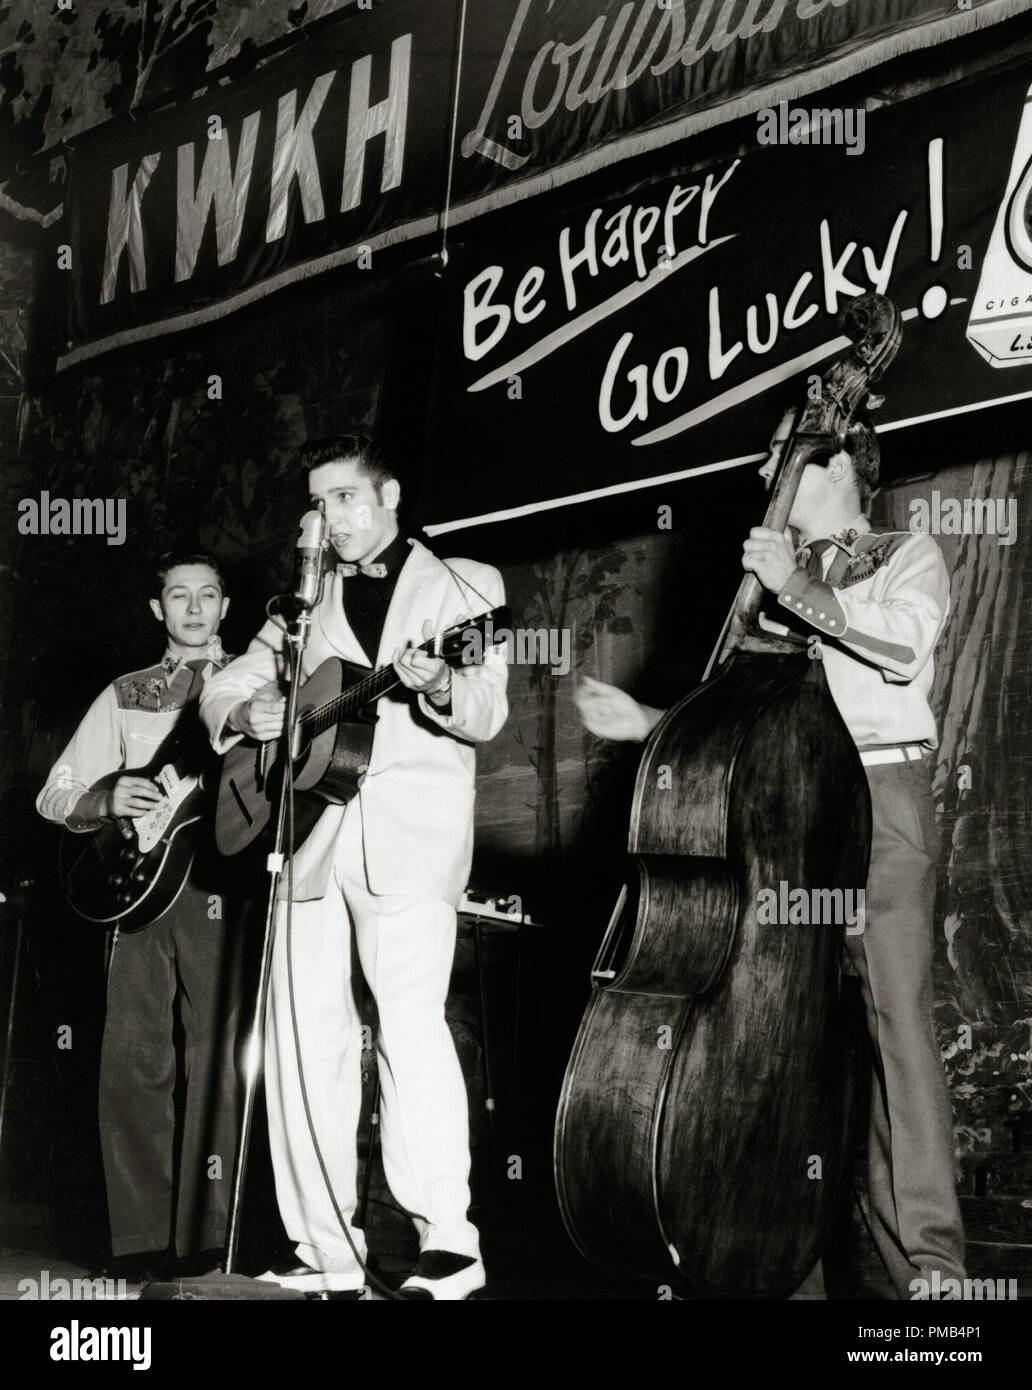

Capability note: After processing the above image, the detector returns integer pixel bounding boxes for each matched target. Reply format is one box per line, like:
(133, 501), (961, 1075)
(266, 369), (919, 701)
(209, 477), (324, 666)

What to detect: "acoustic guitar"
(215, 606), (511, 857)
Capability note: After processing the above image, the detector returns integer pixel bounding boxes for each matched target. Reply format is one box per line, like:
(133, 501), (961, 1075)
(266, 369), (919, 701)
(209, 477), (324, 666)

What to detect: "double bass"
(554, 293), (902, 1298)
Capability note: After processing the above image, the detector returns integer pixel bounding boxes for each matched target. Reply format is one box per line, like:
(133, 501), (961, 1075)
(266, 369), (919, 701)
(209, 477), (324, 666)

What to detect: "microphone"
(292, 504), (328, 611)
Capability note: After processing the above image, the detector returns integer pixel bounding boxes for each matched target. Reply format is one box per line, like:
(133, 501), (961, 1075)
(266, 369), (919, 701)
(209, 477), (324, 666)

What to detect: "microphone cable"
(278, 630), (407, 1302)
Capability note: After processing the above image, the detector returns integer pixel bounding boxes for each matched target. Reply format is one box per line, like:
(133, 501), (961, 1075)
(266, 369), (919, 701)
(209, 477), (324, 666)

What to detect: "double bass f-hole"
(589, 883), (630, 983)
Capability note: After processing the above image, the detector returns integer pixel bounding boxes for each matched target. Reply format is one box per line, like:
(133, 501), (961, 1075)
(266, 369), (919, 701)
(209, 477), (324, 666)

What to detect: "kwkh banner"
(61, 0), (1025, 368)
(423, 61), (1032, 531)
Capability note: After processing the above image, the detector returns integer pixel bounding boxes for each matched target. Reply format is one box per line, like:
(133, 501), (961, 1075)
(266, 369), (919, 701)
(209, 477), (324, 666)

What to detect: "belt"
(858, 744), (925, 767)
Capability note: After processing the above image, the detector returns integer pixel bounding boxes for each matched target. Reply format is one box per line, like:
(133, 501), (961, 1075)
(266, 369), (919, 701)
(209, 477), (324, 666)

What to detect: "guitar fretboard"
(290, 608), (503, 741)
(298, 659), (407, 739)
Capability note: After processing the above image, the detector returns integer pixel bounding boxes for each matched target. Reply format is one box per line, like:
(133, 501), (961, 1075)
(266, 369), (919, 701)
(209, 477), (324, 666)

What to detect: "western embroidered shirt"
(771, 514), (950, 749)
(37, 640), (230, 830)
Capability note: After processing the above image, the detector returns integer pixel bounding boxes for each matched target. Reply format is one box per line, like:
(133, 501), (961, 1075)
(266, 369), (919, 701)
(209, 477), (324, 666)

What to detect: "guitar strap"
(436, 554), (496, 616)
(105, 925), (120, 992)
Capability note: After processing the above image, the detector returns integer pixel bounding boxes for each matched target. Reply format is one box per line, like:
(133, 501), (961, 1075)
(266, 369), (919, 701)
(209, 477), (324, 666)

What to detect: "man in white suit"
(200, 436), (508, 1299)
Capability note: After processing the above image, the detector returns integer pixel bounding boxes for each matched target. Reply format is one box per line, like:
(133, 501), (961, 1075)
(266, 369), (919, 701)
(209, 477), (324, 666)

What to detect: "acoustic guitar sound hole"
(229, 779), (254, 827)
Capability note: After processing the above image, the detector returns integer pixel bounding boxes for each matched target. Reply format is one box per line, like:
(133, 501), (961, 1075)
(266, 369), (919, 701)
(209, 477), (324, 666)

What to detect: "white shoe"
(256, 1260), (364, 1294)
(399, 1251), (486, 1300)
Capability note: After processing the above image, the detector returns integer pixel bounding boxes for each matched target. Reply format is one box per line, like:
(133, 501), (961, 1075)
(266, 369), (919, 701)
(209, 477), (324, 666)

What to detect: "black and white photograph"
(0, 0), (1030, 1368)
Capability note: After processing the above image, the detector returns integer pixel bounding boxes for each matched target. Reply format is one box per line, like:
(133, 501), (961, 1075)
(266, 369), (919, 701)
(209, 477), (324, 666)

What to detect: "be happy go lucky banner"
(422, 60), (1032, 532)
(60, 0), (1024, 368)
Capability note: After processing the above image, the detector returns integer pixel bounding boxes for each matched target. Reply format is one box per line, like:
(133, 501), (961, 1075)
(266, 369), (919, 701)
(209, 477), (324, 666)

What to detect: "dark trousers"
(99, 879), (242, 1257)
(844, 756), (966, 1297)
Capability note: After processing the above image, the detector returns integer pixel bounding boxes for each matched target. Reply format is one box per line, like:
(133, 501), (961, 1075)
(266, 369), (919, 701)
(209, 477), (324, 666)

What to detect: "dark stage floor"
(10, 1187), (1017, 1303)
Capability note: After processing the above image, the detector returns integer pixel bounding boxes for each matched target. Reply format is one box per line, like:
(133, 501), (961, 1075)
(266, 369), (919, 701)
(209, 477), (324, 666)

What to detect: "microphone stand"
(224, 596), (319, 1274)
(0, 881), (30, 1188)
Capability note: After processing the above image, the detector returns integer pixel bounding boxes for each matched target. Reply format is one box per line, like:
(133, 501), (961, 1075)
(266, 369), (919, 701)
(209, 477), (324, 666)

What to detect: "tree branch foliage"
(0, 0), (351, 178)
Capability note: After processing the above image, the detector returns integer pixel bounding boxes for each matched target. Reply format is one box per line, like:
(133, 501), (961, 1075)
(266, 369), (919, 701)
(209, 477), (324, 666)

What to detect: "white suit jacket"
(200, 539), (508, 903)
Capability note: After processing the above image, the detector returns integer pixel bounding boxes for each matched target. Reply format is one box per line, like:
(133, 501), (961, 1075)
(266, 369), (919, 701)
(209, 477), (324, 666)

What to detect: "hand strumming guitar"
(70, 774), (163, 829)
(228, 680), (287, 742)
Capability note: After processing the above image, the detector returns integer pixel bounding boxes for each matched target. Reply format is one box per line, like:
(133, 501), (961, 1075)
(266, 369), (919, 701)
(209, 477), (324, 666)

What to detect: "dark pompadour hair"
(154, 550), (227, 596)
(299, 434), (395, 497)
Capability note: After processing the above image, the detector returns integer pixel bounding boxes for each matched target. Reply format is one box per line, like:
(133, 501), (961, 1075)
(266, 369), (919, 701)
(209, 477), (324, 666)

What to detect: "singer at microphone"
(220, 504), (327, 740)
(198, 436), (506, 1301)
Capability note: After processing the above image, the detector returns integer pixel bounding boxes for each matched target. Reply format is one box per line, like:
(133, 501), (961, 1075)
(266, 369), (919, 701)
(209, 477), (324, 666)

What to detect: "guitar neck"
(300, 644), (435, 740)
(294, 604), (507, 742)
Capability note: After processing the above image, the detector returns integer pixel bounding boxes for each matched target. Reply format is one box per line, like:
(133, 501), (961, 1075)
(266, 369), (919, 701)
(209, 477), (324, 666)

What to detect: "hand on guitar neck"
(393, 619), (452, 705)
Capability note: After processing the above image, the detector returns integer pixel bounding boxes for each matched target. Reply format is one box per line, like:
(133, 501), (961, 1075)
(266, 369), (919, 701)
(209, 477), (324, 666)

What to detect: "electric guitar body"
(59, 754), (206, 932)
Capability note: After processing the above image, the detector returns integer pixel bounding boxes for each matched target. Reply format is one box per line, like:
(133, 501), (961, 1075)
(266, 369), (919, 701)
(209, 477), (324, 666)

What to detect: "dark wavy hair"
(154, 550), (227, 596)
(299, 434), (395, 500)
(843, 415), (880, 512)
(808, 415), (880, 512)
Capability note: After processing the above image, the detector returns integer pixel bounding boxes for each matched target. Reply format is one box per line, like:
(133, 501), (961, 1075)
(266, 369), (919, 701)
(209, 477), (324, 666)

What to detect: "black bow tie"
(338, 561), (388, 579)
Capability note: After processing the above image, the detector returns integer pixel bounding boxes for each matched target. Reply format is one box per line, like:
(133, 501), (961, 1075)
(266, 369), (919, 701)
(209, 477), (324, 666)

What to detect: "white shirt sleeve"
(36, 684), (125, 828)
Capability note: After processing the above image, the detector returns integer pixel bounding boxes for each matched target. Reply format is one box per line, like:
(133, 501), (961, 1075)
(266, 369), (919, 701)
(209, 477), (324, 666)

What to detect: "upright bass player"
(576, 414), (965, 1298)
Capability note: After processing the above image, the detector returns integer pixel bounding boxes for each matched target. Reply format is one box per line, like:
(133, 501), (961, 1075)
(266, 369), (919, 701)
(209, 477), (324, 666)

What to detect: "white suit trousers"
(263, 806), (479, 1281)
